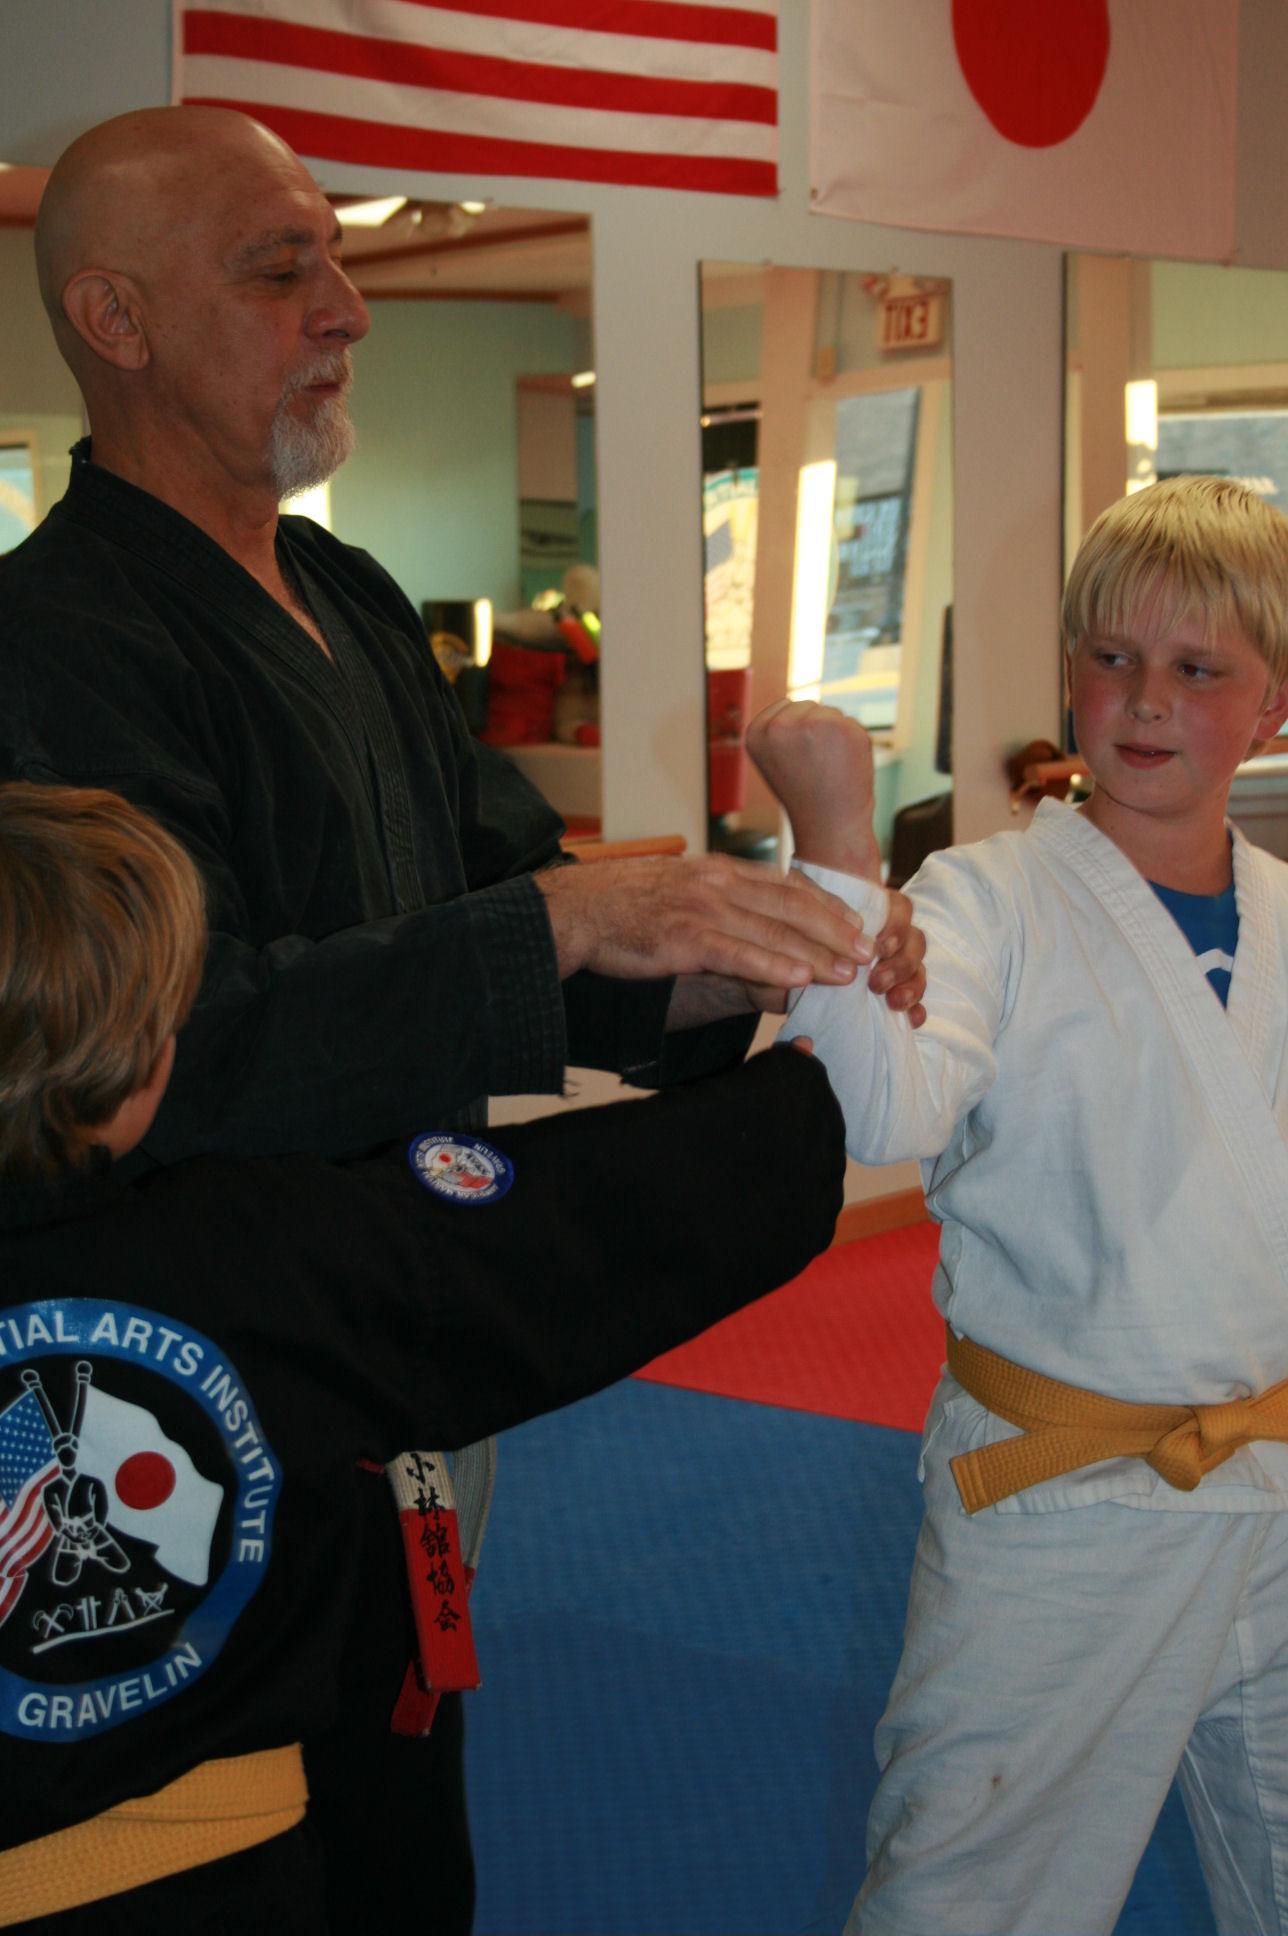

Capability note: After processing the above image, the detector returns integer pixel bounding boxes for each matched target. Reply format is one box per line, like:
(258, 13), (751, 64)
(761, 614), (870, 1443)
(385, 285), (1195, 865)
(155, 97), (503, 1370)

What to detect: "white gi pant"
(851, 1437), (1288, 1936)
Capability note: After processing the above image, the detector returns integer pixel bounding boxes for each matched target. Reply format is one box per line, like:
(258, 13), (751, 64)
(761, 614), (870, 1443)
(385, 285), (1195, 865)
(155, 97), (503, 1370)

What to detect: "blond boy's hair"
(0, 784), (206, 1176)
(1062, 475), (1288, 686)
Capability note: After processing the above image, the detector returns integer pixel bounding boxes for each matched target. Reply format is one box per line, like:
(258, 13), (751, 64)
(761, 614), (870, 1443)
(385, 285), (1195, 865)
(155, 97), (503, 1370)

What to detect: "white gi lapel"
(1225, 830), (1288, 1112)
(1028, 801), (1288, 1281)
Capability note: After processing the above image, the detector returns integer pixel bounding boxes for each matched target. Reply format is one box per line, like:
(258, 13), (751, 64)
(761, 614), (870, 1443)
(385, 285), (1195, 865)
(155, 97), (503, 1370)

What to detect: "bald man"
(1, 106), (923, 1928)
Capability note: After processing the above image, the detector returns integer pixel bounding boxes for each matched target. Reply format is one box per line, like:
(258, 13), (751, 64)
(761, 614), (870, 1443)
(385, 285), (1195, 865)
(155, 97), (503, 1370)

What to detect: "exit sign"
(879, 289), (943, 351)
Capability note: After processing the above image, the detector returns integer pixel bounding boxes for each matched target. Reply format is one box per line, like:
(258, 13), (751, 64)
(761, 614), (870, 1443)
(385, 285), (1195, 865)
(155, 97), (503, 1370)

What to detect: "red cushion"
(480, 639), (567, 746)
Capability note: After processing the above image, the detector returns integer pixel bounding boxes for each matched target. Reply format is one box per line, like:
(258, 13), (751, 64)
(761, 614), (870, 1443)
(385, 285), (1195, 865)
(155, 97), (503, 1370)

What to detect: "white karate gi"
(786, 800), (1288, 1936)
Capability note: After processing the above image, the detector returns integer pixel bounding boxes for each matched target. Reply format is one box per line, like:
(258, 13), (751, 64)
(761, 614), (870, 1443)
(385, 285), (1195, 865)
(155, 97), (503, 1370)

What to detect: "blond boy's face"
(1067, 599), (1288, 844)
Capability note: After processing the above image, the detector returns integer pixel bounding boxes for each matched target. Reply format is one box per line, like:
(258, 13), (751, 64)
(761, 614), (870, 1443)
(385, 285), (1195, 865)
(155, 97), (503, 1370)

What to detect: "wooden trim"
(349, 215), (588, 272)
(562, 833), (686, 861)
(361, 287), (562, 304)
(832, 1188), (928, 1246)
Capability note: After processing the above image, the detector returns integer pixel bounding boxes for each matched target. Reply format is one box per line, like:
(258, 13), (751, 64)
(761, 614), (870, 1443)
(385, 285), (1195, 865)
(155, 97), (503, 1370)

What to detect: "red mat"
(636, 1222), (945, 1433)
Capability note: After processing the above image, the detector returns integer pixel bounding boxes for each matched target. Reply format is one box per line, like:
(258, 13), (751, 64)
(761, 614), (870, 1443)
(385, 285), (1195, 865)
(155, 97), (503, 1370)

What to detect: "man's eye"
(264, 269), (298, 284)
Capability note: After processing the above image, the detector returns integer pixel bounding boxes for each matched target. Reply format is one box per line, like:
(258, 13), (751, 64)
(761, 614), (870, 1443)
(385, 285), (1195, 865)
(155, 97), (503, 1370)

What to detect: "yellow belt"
(945, 1327), (1288, 1515)
(0, 1743), (307, 1926)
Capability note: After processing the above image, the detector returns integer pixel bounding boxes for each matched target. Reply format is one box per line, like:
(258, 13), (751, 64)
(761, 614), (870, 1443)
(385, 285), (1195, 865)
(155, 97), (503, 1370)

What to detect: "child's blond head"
(1063, 475), (1288, 685)
(0, 785), (206, 1177)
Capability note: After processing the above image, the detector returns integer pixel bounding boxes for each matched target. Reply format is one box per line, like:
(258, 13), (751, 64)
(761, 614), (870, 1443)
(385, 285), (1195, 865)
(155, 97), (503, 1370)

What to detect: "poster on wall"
(810, 0), (1238, 260)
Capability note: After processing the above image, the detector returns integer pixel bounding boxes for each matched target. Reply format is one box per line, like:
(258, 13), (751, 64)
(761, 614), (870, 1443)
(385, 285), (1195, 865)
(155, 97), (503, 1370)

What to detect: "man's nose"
(311, 263), (370, 345)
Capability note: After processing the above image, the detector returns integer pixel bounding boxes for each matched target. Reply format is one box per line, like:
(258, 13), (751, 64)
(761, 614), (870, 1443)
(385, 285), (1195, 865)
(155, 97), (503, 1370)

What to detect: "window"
(1156, 405), (1288, 511)
(821, 387), (921, 730)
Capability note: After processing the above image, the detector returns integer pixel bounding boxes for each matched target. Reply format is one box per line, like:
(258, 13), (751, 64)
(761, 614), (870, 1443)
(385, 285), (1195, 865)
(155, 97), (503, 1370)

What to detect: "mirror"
(1064, 254), (1288, 852)
(1, 165), (88, 534)
(336, 202), (601, 830)
(281, 201), (601, 825)
(0, 432), (40, 554)
(699, 262), (954, 879)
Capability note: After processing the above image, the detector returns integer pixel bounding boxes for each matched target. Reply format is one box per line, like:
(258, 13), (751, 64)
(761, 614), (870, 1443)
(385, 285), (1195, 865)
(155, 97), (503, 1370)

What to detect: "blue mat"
(466, 1380), (1215, 1935)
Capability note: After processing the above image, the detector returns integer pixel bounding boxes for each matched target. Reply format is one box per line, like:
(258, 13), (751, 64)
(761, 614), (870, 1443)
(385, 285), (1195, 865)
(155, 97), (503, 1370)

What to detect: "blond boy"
(750, 476), (1288, 1936)
(0, 784), (844, 1928)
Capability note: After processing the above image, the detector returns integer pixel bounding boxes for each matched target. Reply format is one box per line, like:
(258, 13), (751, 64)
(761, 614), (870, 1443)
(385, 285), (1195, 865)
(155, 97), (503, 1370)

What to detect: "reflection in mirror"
(699, 263), (954, 879)
(0, 433), (39, 554)
(1064, 255), (1288, 852)
(339, 203), (601, 830)
(1, 166), (86, 534)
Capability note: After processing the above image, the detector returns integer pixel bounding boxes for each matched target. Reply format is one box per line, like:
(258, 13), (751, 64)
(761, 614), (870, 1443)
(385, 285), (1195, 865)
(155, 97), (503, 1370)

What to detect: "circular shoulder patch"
(408, 1133), (515, 1206)
(0, 1299), (279, 1742)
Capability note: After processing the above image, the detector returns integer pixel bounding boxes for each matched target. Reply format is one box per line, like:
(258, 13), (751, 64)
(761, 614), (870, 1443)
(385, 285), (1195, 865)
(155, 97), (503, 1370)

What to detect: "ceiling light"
(337, 196), (408, 228)
(571, 370), (596, 389)
(459, 200), (488, 215)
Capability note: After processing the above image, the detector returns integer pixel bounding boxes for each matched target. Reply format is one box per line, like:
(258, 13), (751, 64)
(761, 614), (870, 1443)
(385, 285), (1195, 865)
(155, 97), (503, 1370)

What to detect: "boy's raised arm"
(746, 701), (925, 1025)
(746, 699), (883, 878)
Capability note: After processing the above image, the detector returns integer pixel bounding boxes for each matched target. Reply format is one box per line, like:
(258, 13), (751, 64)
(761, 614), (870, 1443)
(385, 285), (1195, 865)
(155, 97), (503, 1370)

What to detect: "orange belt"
(945, 1327), (1288, 1515)
(0, 1743), (306, 1926)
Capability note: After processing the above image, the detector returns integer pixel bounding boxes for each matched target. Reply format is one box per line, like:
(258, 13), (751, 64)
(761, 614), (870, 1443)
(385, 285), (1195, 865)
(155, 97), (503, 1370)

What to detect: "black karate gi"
(0, 445), (755, 1925)
(0, 443), (750, 1163)
(0, 1051), (845, 1929)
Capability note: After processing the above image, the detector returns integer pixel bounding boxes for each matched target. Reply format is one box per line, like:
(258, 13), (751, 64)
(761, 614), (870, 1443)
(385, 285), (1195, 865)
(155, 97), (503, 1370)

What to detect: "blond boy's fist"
(746, 700), (881, 877)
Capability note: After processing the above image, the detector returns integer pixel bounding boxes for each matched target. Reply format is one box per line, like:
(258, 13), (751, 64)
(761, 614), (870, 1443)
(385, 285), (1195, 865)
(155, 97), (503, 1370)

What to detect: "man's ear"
(60, 269), (150, 372)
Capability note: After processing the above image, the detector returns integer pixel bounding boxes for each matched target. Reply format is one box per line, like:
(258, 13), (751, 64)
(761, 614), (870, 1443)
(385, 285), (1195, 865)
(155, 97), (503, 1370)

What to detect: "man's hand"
(746, 699), (880, 877)
(662, 876), (926, 1029)
(536, 852), (872, 990)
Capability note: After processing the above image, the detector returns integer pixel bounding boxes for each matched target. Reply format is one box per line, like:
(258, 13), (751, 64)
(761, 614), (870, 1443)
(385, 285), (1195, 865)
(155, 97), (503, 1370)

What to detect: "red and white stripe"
(0, 1464), (56, 1628)
(175, 1), (778, 196)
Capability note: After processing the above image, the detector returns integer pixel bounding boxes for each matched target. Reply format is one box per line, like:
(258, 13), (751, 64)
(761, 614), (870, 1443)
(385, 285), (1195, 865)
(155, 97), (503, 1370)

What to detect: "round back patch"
(408, 1133), (514, 1206)
(0, 1299), (279, 1742)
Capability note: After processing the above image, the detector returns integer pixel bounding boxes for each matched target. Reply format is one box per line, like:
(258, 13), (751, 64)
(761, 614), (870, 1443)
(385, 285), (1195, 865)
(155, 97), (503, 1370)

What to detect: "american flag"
(0, 1390), (59, 1629)
(174, 1), (779, 197)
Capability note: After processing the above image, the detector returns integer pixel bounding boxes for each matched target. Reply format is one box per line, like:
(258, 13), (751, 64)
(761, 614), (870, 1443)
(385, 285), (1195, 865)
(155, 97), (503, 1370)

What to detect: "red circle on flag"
(952, 0), (1111, 149)
(114, 1451), (176, 1510)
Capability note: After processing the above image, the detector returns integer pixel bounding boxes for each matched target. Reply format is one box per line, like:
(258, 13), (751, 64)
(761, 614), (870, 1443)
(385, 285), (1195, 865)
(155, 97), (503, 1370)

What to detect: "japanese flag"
(76, 1388), (223, 1587)
(810, 0), (1238, 259)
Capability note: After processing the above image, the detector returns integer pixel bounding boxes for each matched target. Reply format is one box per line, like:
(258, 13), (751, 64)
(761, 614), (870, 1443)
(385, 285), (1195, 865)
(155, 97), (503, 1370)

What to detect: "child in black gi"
(0, 783), (844, 1931)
